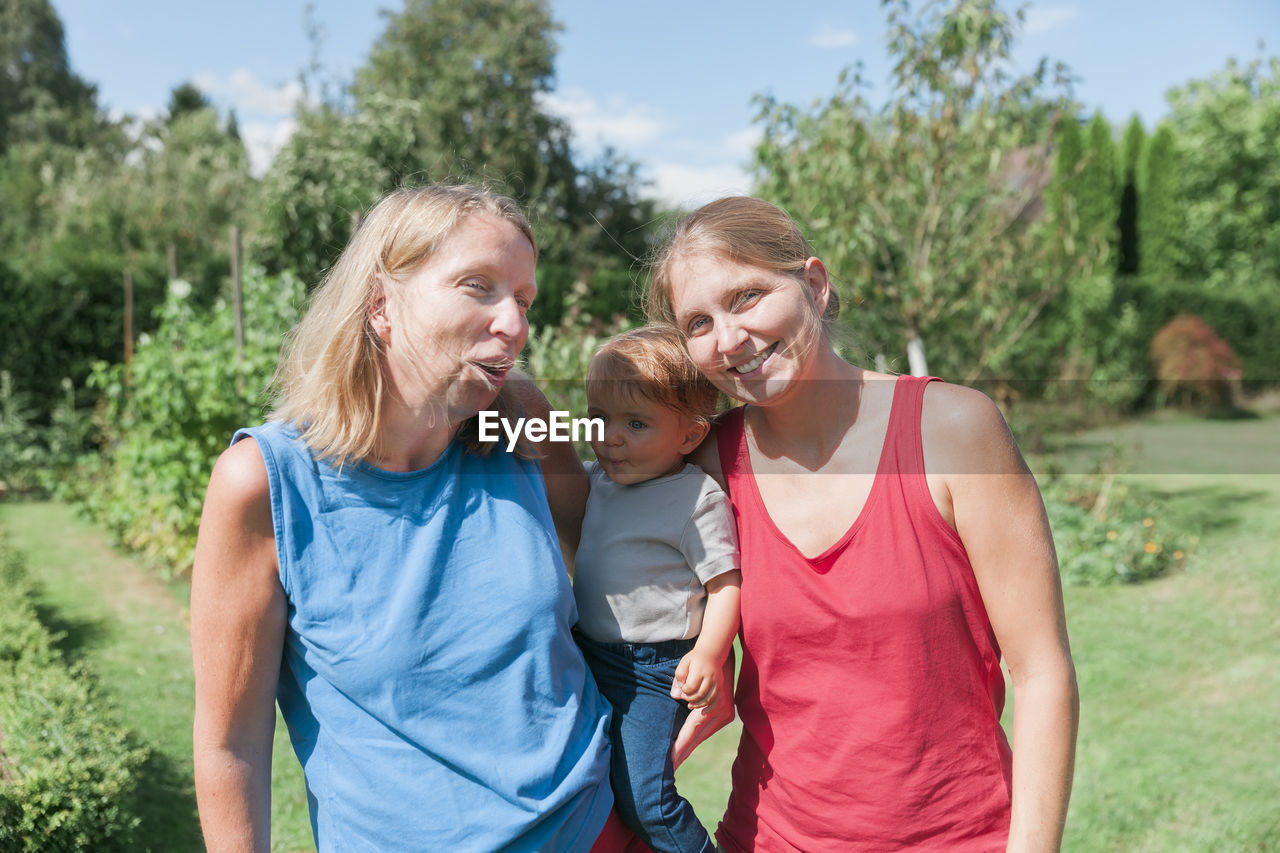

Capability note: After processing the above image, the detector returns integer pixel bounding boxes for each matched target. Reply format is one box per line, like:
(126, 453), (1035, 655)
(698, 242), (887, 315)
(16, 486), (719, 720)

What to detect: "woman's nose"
(489, 296), (527, 340)
(716, 318), (748, 355)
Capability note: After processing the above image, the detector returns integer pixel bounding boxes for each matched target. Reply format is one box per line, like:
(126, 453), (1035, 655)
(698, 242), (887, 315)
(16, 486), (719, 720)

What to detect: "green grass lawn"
(2, 411), (1276, 850)
(1039, 413), (1280, 851)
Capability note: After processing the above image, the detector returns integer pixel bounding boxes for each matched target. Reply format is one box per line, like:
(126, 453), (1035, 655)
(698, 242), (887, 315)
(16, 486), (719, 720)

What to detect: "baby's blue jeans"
(575, 631), (716, 853)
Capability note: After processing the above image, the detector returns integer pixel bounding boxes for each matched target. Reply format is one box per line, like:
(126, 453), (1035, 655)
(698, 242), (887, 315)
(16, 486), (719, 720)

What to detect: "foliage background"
(0, 0), (1277, 848)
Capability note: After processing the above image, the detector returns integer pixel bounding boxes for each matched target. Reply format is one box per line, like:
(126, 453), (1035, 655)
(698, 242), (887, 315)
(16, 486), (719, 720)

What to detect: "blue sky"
(54, 0), (1278, 207)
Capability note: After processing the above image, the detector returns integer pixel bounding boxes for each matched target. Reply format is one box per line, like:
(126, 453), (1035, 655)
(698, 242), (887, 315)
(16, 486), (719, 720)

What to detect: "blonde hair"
(646, 196), (840, 338)
(586, 326), (719, 428)
(271, 184), (537, 464)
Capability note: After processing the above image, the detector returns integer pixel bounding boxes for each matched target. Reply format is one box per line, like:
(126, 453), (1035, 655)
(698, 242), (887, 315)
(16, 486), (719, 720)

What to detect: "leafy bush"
(529, 263), (644, 332)
(1114, 275), (1280, 391)
(523, 276), (634, 458)
(1150, 314), (1242, 410)
(0, 533), (148, 851)
(72, 271), (305, 578)
(0, 371), (44, 496)
(0, 373), (91, 499)
(1042, 471), (1191, 585)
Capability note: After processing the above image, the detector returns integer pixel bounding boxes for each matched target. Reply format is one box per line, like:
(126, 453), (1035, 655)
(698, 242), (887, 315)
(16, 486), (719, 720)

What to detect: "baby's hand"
(673, 650), (721, 709)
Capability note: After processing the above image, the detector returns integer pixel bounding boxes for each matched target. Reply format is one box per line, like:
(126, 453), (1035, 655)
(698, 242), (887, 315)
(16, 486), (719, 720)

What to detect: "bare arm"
(507, 371), (589, 574)
(674, 569), (742, 708)
(924, 384), (1079, 853)
(190, 438), (288, 853)
(670, 424), (737, 766)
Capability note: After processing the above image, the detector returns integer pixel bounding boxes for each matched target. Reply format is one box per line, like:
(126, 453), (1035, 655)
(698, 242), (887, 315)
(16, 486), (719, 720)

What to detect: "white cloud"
(1023, 5), (1078, 35)
(537, 89), (663, 149)
(810, 24), (858, 48)
(723, 126), (762, 160)
(193, 68), (307, 117)
(188, 69), (309, 176)
(646, 162), (752, 210)
(241, 118), (298, 178)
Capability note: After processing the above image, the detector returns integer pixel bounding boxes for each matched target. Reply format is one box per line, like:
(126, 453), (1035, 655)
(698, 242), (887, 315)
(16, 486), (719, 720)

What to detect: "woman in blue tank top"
(190, 186), (641, 851)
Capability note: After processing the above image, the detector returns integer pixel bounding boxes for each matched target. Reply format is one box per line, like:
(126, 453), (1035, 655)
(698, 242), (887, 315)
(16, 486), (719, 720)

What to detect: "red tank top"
(715, 376), (1012, 852)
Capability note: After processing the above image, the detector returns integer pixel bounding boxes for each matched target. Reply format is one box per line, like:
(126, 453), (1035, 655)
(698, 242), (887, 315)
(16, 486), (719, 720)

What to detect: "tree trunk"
(230, 225), (244, 366)
(123, 268), (134, 368)
(907, 333), (929, 377)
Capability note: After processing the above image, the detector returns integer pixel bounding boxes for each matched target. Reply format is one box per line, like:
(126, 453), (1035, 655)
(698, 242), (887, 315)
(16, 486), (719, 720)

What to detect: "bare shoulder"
(196, 437), (276, 562)
(921, 381), (1028, 477)
(207, 437), (272, 516)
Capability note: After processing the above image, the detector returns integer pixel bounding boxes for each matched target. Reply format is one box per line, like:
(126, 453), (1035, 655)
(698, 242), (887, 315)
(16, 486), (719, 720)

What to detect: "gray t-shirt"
(573, 462), (740, 644)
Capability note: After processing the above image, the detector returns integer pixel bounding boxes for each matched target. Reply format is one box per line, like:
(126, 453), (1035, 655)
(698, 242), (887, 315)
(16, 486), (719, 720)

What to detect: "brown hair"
(586, 326), (719, 428)
(646, 195), (840, 331)
(271, 184), (537, 463)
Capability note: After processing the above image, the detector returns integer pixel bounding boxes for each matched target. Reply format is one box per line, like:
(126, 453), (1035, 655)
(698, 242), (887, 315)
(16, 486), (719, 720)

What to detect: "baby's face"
(585, 388), (701, 486)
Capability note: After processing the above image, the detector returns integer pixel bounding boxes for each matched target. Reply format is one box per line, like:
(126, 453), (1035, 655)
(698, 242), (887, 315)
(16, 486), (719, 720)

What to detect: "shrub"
(0, 370), (44, 496)
(1041, 471), (1192, 585)
(1150, 314), (1242, 410)
(0, 533), (149, 851)
(72, 271), (305, 578)
(0, 373), (96, 501)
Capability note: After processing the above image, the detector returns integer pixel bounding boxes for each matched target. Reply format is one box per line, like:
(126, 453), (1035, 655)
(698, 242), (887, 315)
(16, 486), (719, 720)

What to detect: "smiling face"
(667, 250), (828, 407)
(586, 385), (707, 486)
(373, 213), (537, 425)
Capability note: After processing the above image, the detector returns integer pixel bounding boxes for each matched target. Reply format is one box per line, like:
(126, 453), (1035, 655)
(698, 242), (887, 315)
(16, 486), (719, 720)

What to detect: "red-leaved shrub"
(1150, 314), (1242, 409)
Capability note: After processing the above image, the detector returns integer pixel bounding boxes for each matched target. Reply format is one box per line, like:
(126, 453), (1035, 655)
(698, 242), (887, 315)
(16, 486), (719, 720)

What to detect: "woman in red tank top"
(649, 197), (1079, 852)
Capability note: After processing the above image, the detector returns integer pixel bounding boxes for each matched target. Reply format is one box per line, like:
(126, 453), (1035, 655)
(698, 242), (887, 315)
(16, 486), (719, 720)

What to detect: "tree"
(752, 0), (1084, 382)
(253, 95), (424, 285)
(1116, 115), (1145, 275)
(0, 0), (100, 152)
(258, 0), (657, 308)
(1078, 113), (1118, 251)
(1164, 56), (1280, 290)
(1047, 114), (1084, 225)
(0, 0), (253, 422)
(166, 81), (213, 123)
(1040, 111), (1120, 391)
(1138, 123), (1182, 281)
(136, 106), (253, 297)
(0, 0), (130, 422)
(351, 0), (574, 205)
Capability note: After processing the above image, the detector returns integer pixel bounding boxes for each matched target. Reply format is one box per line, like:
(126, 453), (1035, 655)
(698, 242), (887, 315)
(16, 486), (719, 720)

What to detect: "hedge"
(0, 532), (148, 852)
(1114, 274), (1280, 388)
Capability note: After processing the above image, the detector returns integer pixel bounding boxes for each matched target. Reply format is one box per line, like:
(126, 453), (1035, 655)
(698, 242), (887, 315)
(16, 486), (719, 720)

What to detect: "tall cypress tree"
(1049, 113), (1085, 227)
(1078, 112), (1119, 252)
(1117, 115), (1145, 274)
(1139, 123), (1183, 280)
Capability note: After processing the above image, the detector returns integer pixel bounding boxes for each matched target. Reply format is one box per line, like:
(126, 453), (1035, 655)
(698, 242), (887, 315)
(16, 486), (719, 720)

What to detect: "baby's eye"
(627, 419), (647, 431)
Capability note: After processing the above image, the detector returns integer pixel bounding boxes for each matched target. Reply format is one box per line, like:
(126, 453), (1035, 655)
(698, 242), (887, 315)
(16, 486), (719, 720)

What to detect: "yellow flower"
(1173, 550), (1185, 560)
(1144, 541), (1160, 554)
(1142, 517), (1155, 528)
(1106, 530), (1118, 541)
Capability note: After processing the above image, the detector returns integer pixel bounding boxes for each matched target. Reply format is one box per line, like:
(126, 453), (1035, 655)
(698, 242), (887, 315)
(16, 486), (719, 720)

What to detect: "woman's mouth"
(473, 357), (515, 384)
(730, 343), (778, 375)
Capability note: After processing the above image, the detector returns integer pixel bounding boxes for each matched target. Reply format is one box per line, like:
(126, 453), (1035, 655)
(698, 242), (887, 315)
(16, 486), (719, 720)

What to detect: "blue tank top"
(235, 422), (612, 852)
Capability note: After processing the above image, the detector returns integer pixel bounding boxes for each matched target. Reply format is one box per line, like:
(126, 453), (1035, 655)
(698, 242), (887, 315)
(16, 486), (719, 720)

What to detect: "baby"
(573, 325), (741, 853)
